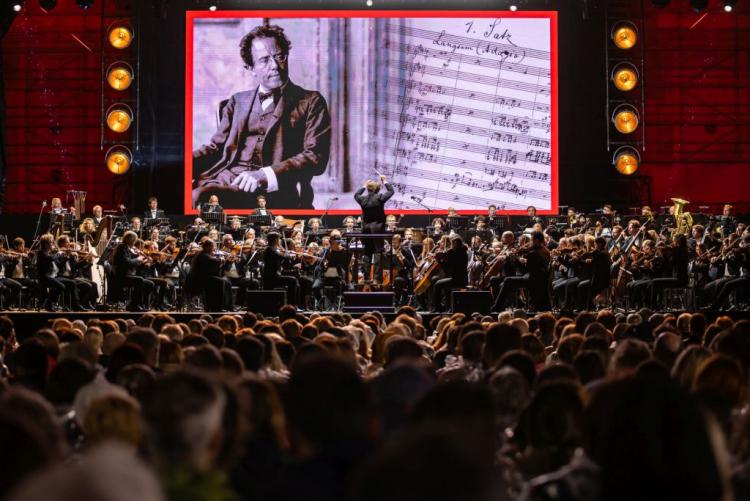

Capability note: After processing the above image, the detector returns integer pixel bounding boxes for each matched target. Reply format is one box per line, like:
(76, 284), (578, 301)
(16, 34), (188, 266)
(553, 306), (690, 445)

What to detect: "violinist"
(703, 233), (743, 308)
(138, 240), (176, 310)
(37, 234), (68, 310)
(625, 240), (657, 309)
(575, 237), (611, 310)
(1, 238), (37, 308)
(262, 231), (299, 307)
(709, 233), (749, 310)
(55, 235), (98, 310)
(219, 234), (259, 309)
(313, 233), (348, 305)
(552, 238), (581, 311)
(305, 218), (324, 245)
(430, 235), (468, 312)
(386, 234), (415, 305)
(227, 217), (245, 241)
(111, 230), (155, 311)
(187, 237), (233, 311)
(492, 231), (550, 312)
(648, 234), (689, 308)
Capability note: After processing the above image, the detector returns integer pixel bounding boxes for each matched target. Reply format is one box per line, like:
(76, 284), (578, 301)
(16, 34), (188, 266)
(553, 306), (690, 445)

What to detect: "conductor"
(354, 174), (394, 281)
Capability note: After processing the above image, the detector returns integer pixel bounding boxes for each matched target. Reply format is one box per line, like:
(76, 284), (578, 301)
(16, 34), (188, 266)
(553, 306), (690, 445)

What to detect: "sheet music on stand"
(446, 216), (470, 231)
(249, 214), (273, 227)
(201, 211), (225, 227)
(145, 217), (171, 228)
(371, 17), (553, 212)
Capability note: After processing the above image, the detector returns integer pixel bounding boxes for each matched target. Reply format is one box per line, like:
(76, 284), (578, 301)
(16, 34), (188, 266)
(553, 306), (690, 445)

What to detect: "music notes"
(372, 17), (554, 211)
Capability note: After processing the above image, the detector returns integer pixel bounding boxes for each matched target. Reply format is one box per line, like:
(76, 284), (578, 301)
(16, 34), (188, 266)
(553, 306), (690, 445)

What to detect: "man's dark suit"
(354, 183), (395, 280)
(143, 209), (166, 221)
(111, 244), (154, 308)
(187, 252), (233, 311)
(193, 80), (331, 210)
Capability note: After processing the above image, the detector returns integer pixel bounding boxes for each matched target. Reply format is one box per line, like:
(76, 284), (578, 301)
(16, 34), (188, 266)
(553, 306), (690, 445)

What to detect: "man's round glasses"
(257, 53), (288, 67)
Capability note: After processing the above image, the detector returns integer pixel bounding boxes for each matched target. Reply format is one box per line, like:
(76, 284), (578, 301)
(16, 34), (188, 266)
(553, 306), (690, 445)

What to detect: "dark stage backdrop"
(1, 0), (748, 216)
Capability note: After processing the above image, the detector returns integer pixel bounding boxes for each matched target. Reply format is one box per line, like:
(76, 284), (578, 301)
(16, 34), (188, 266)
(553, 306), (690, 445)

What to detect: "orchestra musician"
(385, 234), (415, 306)
(709, 233), (749, 310)
(36, 234), (69, 311)
(226, 217), (245, 241)
(130, 217), (144, 236)
(720, 204), (737, 238)
(139, 240), (176, 310)
(313, 232), (347, 306)
(385, 214), (399, 233)
(111, 231), (155, 311)
(186, 238), (234, 311)
(574, 236), (612, 310)
(430, 235), (468, 312)
(144, 196), (166, 222)
(342, 216), (356, 234)
(254, 195), (273, 217)
(262, 231), (299, 307)
(92, 205), (104, 227)
(1, 238), (37, 308)
(648, 234), (689, 308)
(354, 174), (394, 281)
(55, 235), (98, 310)
(492, 231), (551, 312)
(305, 218), (324, 245)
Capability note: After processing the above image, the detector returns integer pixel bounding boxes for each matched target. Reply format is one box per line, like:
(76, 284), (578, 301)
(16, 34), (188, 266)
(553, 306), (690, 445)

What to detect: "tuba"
(671, 198), (693, 237)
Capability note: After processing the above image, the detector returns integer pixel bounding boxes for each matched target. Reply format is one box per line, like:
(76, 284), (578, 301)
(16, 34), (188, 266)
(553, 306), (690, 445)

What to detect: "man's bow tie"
(258, 89), (277, 102)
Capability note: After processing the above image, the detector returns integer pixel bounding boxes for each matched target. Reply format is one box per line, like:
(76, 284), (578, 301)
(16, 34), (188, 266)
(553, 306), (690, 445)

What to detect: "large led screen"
(185, 10), (557, 214)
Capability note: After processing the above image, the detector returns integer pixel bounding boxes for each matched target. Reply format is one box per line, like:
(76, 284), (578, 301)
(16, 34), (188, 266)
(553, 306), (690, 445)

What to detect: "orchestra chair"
(661, 286), (692, 312)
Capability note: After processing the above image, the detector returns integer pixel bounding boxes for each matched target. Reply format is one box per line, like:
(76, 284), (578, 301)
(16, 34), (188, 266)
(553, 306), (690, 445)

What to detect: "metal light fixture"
(108, 25), (134, 49)
(723, 0), (736, 12)
(105, 146), (132, 175)
(611, 63), (639, 91)
(106, 63), (133, 91)
(612, 105), (640, 134)
(613, 146), (640, 175)
(106, 104), (133, 133)
(13, 1), (23, 11)
(690, 0), (708, 12)
(611, 22), (638, 49)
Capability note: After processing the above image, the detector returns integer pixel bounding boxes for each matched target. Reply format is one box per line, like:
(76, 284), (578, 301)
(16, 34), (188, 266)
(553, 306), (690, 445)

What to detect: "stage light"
(108, 25), (133, 49)
(723, 0), (736, 12)
(613, 146), (640, 175)
(106, 63), (133, 91)
(510, 4), (518, 11)
(105, 146), (132, 175)
(13, 1), (23, 11)
(690, 0), (708, 12)
(208, 1), (217, 11)
(611, 22), (638, 49)
(365, 0), (373, 5)
(39, 0), (57, 9)
(76, 0), (93, 8)
(106, 105), (133, 133)
(611, 63), (639, 91)
(612, 105), (640, 134)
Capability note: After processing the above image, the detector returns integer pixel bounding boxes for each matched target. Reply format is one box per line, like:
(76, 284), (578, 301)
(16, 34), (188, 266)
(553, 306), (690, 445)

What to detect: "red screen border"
(185, 10), (558, 216)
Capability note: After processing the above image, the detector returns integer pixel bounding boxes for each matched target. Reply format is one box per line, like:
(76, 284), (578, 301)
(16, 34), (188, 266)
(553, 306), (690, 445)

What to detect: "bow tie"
(258, 89), (277, 102)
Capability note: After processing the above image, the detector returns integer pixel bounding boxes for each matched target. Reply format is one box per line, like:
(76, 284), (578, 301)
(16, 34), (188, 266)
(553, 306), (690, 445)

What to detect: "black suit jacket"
(112, 244), (142, 280)
(143, 209), (166, 221)
(194, 80), (332, 209)
(354, 183), (395, 225)
(36, 250), (56, 280)
(188, 252), (223, 289)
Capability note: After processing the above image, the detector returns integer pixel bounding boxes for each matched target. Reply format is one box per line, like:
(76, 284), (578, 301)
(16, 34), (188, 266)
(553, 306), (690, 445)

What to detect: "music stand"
(249, 214), (273, 227)
(201, 210), (225, 228)
(446, 216), (469, 231)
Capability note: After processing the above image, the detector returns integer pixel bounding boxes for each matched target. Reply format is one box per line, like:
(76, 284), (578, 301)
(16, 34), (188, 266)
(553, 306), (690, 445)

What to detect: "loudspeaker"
(343, 292), (395, 313)
(245, 290), (287, 316)
(452, 290), (493, 315)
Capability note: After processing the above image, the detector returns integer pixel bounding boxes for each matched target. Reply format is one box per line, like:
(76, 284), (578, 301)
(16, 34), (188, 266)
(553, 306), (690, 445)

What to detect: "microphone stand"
(32, 201), (47, 242)
(413, 198), (432, 213)
(321, 197), (335, 230)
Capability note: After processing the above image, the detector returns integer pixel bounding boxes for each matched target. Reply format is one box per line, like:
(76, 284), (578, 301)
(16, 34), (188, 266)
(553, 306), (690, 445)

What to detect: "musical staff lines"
(372, 17), (553, 211)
